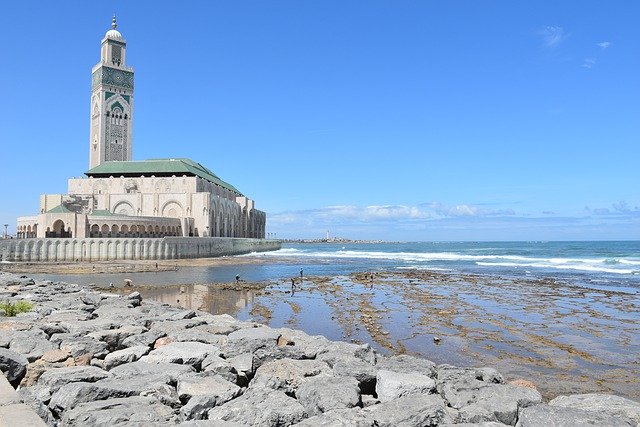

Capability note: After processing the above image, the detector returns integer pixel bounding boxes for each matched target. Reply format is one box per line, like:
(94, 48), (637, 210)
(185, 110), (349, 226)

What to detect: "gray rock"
(455, 384), (542, 425)
(177, 373), (242, 420)
(0, 347), (29, 386)
(120, 328), (166, 348)
(179, 421), (245, 427)
(296, 375), (361, 416)
(110, 360), (194, 384)
(317, 342), (377, 366)
(516, 403), (635, 427)
(87, 324), (148, 351)
(364, 393), (449, 426)
(43, 309), (94, 323)
(103, 345), (150, 370)
(150, 318), (207, 336)
(250, 358), (332, 395)
(140, 341), (219, 367)
(549, 393), (640, 424)
(376, 354), (437, 378)
(223, 326), (281, 357)
(201, 354), (238, 383)
(332, 354), (377, 395)
(37, 365), (111, 396)
(6, 329), (56, 362)
(61, 396), (177, 426)
(375, 369), (436, 402)
(293, 408), (376, 426)
(59, 336), (109, 358)
(16, 386), (56, 425)
(169, 328), (229, 345)
(208, 387), (306, 426)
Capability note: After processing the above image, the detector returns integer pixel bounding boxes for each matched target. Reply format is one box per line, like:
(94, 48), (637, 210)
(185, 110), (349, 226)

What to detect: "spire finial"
(112, 14), (117, 30)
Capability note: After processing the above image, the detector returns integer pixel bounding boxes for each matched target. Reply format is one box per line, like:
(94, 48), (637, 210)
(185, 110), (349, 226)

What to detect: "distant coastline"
(281, 238), (389, 244)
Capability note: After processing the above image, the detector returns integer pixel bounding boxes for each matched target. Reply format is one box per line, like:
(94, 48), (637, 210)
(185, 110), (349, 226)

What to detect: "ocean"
(253, 241), (640, 292)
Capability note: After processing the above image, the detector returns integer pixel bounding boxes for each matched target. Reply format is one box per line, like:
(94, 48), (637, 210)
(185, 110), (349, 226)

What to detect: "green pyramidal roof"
(85, 158), (243, 195)
(47, 204), (73, 214)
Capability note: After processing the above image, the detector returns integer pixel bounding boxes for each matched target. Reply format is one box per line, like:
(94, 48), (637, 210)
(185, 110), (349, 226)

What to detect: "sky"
(1, 1), (639, 241)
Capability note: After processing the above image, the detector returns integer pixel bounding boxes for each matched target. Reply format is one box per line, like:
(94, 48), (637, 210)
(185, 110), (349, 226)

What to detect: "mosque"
(16, 17), (266, 242)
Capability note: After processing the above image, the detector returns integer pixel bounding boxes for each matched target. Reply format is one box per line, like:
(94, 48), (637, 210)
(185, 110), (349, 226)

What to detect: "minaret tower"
(89, 15), (134, 168)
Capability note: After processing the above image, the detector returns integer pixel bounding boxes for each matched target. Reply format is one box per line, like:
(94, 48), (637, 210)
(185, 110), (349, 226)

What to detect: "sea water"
(28, 241), (640, 292)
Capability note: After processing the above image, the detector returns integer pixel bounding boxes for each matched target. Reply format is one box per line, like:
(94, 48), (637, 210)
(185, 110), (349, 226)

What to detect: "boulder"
(376, 354), (437, 378)
(293, 408), (376, 426)
(201, 354), (238, 383)
(140, 341), (219, 368)
(208, 387), (306, 426)
(40, 348), (71, 363)
(121, 328), (166, 348)
(364, 393), (449, 426)
(375, 369), (436, 402)
(455, 384), (542, 425)
(0, 347), (29, 386)
(61, 396), (177, 426)
(177, 373), (242, 420)
(332, 354), (377, 395)
(222, 326), (281, 357)
(296, 375), (361, 416)
(103, 345), (150, 370)
(87, 325), (148, 351)
(516, 403), (635, 427)
(250, 358), (331, 395)
(549, 393), (640, 424)
(36, 366), (111, 400)
(317, 342), (377, 366)
(59, 336), (109, 359)
(110, 361), (194, 384)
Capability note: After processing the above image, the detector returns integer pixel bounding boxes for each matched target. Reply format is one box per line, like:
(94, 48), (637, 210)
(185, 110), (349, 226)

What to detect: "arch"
(113, 201), (134, 216)
(111, 224), (119, 234)
(101, 224), (109, 235)
(121, 225), (129, 235)
(161, 201), (184, 218)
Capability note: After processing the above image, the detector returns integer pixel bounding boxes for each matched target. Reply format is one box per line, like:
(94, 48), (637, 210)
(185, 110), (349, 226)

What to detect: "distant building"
(17, 16), (265, 240)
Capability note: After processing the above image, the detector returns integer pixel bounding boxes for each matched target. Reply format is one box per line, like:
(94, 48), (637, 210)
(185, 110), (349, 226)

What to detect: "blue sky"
(1, 1), (639, 241)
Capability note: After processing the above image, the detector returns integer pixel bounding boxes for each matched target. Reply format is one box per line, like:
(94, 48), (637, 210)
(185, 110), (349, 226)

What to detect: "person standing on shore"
(300, 268), (304, 283)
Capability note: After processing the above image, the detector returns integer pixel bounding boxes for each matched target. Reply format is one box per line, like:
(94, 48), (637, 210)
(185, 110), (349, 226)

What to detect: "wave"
(475, 261), (636, 275)
(261, 247), (640, 275)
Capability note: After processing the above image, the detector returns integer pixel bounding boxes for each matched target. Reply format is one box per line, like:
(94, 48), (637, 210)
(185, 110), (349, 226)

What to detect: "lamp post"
(3, 224), (7, 239)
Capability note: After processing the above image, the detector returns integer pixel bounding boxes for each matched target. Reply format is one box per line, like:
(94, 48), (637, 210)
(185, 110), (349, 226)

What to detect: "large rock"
(364, 393), (449, 426)
(0, 347), (29, 386)
(59, 336), (109, 358)
(36, 365), (111, 397)
(87, 325), (148, 351)
(222, 326), (281, 357)
(201, 354), (238, 383)
(296, 375), (361, 416)
(332, 354), (377, 395)
(61, 396), (177, 426)
(516, 403), (635, 427)
(549, 393), (640, 424)
(317, 342), (377, 366)
(177, 373), (242, 420)
(455, 384), (542, 425)
(140, 341), (219, 367)
(208, 387), (306, 426)
(6, 329), (57, 362)
(293, 408), (376, 426)
(250, 358), (331, 395)
(121, 328), (166, 348)
(103, 345), (150, 370)
(375, 369), (436, 402)
(109, 361), (194, 384)
(376, 354), (437, 378)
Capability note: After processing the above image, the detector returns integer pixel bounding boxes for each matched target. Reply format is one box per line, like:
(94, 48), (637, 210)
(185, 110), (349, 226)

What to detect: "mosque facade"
(16, 17), (266, 241)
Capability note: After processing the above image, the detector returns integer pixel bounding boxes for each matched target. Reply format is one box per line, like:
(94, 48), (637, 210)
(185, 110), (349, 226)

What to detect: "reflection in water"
(138, 284), (259, 316)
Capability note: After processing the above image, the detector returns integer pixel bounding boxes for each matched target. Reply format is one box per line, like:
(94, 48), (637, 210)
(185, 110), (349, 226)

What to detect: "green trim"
(105, 92), (115, 100)
(89, 209), (115, 216)
(85, 158), (243, 195)
(47, 205), (73, 214)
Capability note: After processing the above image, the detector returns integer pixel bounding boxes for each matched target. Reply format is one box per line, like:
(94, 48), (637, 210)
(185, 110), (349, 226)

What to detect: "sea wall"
(1, 272), (638, 426)
(0, 237), (280, 262)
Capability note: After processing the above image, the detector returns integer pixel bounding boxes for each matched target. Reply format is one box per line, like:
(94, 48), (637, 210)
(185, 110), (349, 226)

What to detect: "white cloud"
(597, 41), (611, 49)
(539, 26), (567, 48)
(582, 58), (596, 68)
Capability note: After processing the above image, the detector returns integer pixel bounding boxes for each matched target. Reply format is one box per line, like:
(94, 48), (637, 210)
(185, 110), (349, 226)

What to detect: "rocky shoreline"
(1, 272), (638, 426)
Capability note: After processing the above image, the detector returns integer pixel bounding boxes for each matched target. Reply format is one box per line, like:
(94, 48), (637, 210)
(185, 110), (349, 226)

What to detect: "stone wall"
(0, 237), (280, 262)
